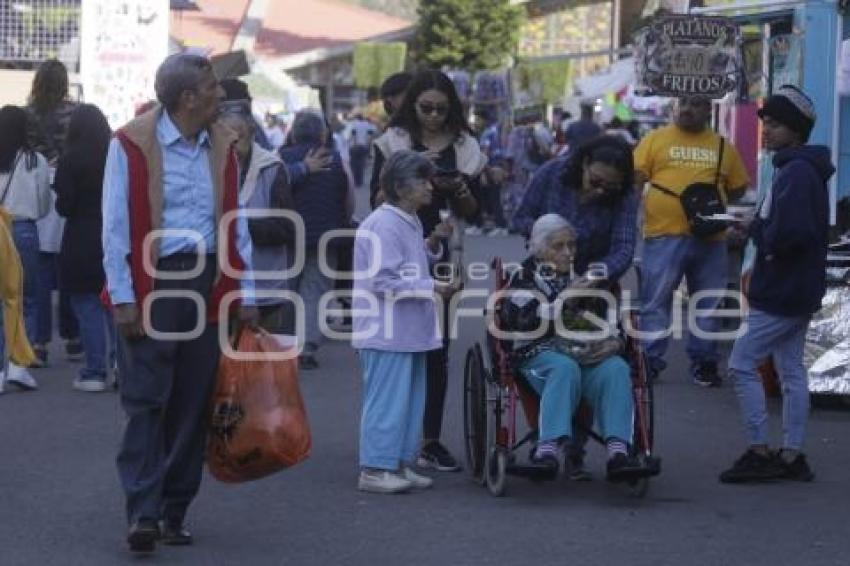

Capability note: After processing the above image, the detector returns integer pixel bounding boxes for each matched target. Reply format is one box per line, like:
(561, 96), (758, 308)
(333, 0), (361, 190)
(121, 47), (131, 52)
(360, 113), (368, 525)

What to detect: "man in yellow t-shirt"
(634, 96), (750, 388)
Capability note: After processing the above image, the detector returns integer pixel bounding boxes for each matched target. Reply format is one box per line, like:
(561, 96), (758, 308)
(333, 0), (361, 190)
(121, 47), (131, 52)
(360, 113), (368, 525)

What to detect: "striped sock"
(534, 440), (559, 460)
(606, 438), (628, 458)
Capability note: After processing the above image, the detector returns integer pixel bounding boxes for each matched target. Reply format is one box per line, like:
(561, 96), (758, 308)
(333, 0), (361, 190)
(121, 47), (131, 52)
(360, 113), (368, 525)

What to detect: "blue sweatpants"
(358, 349), (427, 471)
(520, 350), (634, 443)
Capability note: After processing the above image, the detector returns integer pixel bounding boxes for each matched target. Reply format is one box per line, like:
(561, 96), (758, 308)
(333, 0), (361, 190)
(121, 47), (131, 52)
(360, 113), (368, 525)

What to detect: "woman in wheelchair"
(499, 214), (650, 483)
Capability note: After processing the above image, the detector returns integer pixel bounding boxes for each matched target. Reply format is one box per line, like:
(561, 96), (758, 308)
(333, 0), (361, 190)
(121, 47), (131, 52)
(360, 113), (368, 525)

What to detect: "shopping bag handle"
(229, 324), (247, 351)
(229, 325), (271, 351)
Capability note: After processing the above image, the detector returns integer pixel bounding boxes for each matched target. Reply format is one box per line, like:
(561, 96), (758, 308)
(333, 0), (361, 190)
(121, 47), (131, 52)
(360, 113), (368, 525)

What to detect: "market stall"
(572, 56), (673, 133)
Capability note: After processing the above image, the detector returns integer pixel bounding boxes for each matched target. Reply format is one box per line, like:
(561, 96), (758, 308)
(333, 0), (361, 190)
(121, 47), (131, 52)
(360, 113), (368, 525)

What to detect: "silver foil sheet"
(805, 286), (850, 395)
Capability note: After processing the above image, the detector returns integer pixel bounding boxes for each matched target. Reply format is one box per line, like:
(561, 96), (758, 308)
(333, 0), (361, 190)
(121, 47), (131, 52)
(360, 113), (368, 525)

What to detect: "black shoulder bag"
(651, 137), (727, 238)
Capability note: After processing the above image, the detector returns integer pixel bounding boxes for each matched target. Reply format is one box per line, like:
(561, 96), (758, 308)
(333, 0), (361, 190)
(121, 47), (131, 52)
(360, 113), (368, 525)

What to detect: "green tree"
(415, 0), (524, 71)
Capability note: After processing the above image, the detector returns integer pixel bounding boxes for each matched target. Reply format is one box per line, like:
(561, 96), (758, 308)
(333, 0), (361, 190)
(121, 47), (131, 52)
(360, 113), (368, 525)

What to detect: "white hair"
(379, 150), (435, 204)
(529, 213), (576, 256)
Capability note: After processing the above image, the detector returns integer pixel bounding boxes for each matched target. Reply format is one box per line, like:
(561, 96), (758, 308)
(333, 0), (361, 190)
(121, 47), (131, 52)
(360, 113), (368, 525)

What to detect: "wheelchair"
(463, 258), (661, 497)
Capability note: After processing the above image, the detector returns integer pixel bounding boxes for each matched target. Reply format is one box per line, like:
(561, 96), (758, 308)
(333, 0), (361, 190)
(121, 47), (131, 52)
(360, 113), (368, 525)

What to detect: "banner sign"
(81, 0), (169, 128)
(636, 15), (740, 98)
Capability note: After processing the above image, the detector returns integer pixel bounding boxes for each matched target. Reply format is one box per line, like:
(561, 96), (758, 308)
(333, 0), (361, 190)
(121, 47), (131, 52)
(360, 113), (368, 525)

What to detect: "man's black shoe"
(719, 449), (786, 483)
(160, 522), (193, 546)
(693, 361), (722, 388)
(127, 519), (159, 554)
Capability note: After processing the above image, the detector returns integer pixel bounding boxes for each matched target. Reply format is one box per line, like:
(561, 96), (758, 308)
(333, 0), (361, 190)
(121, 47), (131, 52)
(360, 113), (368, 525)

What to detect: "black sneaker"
(777, 451), (815, 482)
(606, 453), (653, 483)
(417, 441), (462, 472)
(693, 361), (722, 388)
(719, 449), (786, 483)
(32, 345), (48, 368)
(646, 366), (661, 384)
(65, 339), (84, 362)
(299, 354), (319, 371)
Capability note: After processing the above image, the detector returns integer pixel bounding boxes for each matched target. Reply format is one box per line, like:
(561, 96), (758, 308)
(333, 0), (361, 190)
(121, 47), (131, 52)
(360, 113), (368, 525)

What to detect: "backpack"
(651, 137), (727, 238)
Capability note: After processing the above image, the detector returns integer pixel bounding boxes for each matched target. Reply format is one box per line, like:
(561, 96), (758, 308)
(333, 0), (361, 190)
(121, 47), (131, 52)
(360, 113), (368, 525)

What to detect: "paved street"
(3, 228), (850, 566)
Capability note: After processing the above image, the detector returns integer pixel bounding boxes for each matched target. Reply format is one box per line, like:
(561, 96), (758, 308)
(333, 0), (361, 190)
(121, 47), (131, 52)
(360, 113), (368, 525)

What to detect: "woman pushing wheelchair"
(499, 214), (654, 483)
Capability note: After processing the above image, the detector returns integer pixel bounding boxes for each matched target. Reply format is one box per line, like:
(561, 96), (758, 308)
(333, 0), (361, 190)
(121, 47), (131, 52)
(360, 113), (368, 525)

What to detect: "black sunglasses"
(417, 102), (449, 116)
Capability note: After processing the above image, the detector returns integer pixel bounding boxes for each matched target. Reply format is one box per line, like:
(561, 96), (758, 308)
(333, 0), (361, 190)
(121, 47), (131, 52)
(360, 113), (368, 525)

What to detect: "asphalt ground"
(3, 229), (850, 566)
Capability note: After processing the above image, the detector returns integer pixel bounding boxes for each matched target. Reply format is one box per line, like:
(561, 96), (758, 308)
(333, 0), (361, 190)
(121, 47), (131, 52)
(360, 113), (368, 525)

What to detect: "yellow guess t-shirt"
(634, 125), (750, 238)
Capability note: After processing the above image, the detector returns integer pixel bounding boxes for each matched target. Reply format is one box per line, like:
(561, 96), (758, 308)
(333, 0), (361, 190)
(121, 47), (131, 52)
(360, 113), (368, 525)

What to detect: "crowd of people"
(0, 54), (834, 554)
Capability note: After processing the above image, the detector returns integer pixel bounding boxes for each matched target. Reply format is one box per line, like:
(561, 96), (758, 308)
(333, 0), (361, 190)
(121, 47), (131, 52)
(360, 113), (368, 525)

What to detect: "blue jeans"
(349, 145), (369, 187)
(729, 309), (811, 450)
(287, 249), (335, 354)
(69, 293), (115, 380)
(520, 351), (634, 443)
(640, 236), (728, 373)
(35, 252), (79, 345)
(0, 221), (39, 362)
(358, 349), (427, 470)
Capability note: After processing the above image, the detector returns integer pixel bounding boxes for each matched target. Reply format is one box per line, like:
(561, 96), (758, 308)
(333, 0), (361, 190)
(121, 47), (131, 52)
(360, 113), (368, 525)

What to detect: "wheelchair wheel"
(484, 375), (507, 496)
(463, 345), (487, 485)
(486, 447), (508, 497)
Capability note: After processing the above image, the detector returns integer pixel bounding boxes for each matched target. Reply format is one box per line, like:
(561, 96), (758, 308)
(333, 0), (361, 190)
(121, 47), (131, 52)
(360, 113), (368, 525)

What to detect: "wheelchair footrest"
(506, 461), (559, 481)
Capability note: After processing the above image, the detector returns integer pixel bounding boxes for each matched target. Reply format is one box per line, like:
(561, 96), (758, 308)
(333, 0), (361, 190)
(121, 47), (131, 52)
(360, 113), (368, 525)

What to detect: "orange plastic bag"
(207, 330), (311, 482)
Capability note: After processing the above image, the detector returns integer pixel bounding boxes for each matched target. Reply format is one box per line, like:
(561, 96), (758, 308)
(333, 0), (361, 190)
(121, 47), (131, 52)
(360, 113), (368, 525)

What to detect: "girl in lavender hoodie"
(352, 150), (457, 494)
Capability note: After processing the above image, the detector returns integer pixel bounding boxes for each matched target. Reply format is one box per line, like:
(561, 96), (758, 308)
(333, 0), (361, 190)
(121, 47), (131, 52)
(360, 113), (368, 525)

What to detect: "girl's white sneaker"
(358, 470), (413, 494)
(6, 363), (38, 391)
(402, 466), (434, 489)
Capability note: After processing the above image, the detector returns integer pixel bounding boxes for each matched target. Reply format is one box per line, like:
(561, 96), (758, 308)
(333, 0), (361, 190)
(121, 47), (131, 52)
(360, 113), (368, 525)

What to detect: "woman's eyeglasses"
(587, 174), (621, 195)
(417, 102), (449, 117)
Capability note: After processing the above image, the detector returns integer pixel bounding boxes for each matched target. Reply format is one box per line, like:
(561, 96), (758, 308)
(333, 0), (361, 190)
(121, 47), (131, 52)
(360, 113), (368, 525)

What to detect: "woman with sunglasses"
(513, 135), (638, 290)
(369, 70), (487, 472)
(370, 70), (486, 217)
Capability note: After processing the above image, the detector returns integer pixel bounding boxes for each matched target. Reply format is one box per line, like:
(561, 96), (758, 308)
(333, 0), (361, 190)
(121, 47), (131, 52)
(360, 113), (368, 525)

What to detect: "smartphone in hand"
(431, 168), (462, 193)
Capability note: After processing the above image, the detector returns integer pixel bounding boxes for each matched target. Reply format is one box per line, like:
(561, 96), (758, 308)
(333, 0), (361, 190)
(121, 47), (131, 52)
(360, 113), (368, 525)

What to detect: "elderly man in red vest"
(102, 53), (258, 554)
